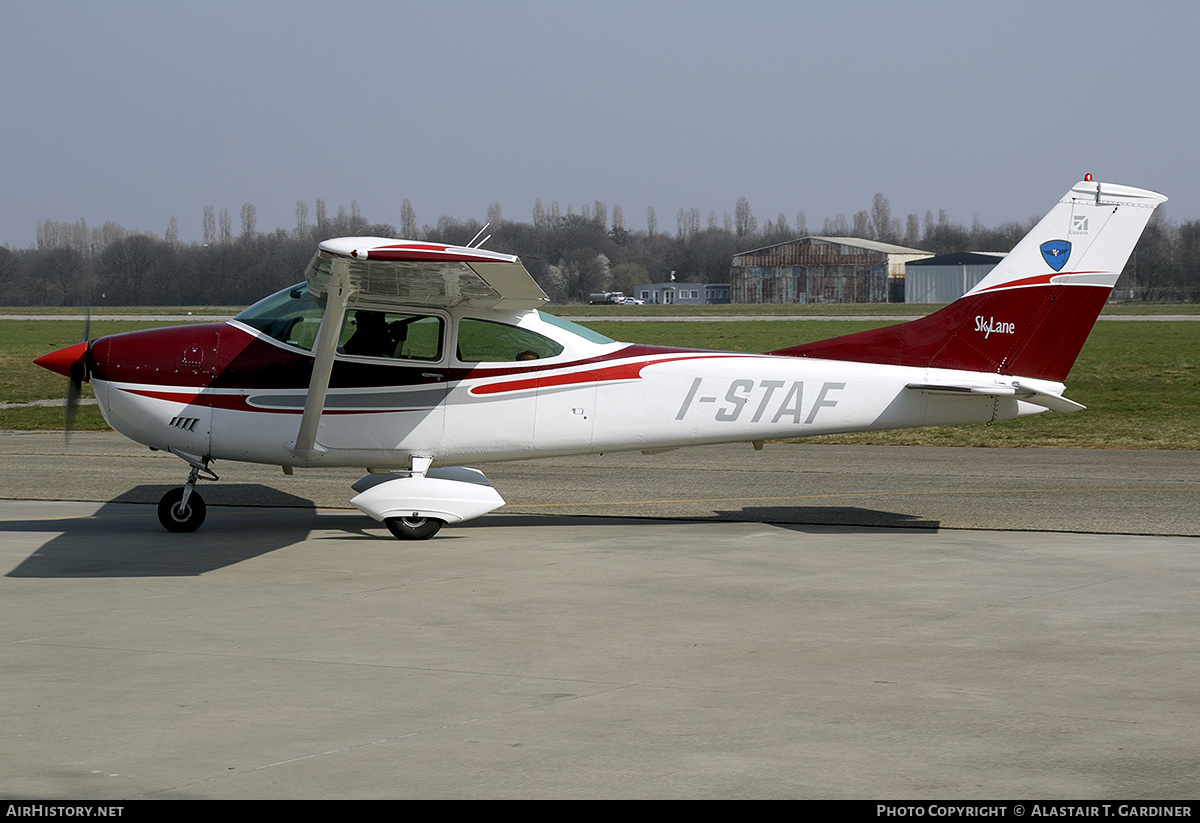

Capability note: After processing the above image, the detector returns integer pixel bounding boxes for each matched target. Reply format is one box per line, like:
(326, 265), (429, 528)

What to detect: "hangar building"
(731, 237), (929, 304)
(904, 251), (1005, 303)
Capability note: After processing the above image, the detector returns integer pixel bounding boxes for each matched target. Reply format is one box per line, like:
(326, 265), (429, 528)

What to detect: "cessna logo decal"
(975, 316), (1015, 339)
(1040, 239), (1071, 272)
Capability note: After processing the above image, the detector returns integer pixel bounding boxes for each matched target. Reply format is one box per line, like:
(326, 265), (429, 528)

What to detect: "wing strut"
(290, 258), (353, 462)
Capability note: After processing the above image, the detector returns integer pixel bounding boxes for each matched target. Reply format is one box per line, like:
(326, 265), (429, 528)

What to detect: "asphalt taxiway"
(1, 433), (1197, 798)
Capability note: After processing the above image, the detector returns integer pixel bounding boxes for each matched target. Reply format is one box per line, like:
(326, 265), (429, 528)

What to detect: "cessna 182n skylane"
(35, 177), (1166, 539)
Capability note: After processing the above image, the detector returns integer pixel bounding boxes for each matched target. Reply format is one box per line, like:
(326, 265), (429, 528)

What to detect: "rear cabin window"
(456, 318), (564, 363)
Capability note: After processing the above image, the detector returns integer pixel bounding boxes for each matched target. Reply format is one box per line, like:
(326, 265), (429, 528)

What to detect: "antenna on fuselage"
(467, 222), (491, 249)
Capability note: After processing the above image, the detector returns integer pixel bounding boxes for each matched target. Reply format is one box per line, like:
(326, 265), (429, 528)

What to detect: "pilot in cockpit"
(344, 311), (406, 358)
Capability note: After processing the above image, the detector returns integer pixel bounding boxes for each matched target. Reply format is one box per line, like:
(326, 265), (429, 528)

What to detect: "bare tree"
(610, 262), (649, 295)
(30, 247), (87, 305)
(905, 213), (920, 247)
(734, 197), (756, 238)
(823, 214), (849, 235)
(609, 204), (627, 244)
(295, 200), (309, 239)
(91, 221), (127, 251)
(97, 235), (164, 305)
(853, 210), (870, 238)
(203, 206), (216, 245)
(0, 247), (22, 299)
(240, 202), (257, 240)
(350, 201), (368, 234)
(36, 218), (90, 255)
(870, 193), (895, 243)
(399, 200), (417, 237)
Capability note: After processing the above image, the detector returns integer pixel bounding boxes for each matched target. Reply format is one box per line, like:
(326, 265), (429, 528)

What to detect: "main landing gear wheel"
(385, 515), (444, 540)
(158, 487), (207, 533)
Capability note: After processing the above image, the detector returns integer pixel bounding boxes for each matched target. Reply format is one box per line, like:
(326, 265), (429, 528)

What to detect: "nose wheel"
(158, 456), (217, 533)
(158, 487), (207, 533)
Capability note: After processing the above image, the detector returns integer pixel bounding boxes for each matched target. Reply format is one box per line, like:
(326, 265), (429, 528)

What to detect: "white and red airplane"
(35, 177), (1165, 538)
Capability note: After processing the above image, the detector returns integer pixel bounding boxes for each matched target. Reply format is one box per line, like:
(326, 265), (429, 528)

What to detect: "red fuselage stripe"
(468, 353), (747, 396)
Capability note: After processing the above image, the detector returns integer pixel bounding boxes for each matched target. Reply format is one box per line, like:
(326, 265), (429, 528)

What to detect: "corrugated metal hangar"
(731, 237), (929, 304)
(904, 252), (1005, 303)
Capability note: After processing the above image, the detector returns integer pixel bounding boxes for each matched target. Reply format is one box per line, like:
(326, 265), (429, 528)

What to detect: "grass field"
(2, 314), (1197, 449)
(6, 301), (1197, 318)
(550, 301), (1200, 317)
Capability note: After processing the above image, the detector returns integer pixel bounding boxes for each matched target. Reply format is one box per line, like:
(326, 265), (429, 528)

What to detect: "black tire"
(158, 487), (207, 533)
(384, 515), (444, 540)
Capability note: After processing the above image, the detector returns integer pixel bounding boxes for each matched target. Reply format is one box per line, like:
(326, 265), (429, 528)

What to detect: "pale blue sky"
(4, 0), (1196, 246)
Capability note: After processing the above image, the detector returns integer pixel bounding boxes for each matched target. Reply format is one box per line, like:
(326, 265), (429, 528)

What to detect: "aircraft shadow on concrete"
(711, 506), (941, 532)
(2, 484), (373, 578)
(4, 488), (942, 578)
(464, 507), (942, 533)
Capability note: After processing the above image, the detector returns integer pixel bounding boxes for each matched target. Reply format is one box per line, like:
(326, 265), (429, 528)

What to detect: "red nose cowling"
(34, 342), (90, 380)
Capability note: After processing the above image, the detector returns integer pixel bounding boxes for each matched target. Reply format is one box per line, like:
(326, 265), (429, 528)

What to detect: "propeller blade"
(65, 375), (81, 440)
(67, 308), (91, 441)
(33, 309), (92, 444)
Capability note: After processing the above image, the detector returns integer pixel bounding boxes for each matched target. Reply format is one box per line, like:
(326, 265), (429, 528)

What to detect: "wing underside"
(307, 237), (548, 310)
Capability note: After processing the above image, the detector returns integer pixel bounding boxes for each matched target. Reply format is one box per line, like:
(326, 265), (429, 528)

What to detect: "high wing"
(291, 238), (548, 460)
(308, 237), (549, 311)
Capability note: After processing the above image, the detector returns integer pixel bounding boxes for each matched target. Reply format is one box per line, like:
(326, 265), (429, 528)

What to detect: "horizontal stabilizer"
(1012, 381), (1086, 413)
(906, 381), (1085, 413)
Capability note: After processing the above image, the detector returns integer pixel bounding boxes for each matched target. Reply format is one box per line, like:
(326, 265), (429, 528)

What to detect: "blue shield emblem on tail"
(1040, 239), (1071, 272)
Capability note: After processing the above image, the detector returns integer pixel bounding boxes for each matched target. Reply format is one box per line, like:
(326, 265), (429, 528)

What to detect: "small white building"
(636, 282), (730, 305)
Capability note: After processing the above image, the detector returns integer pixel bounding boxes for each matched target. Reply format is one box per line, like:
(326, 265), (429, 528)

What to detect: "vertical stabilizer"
(769, 179), (1167, 380)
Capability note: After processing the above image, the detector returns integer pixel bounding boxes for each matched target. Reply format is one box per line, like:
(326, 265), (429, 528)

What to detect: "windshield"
(234, 283), (325, 351)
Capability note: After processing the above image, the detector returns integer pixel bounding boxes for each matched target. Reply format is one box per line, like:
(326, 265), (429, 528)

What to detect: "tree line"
(2, 194), (1197, 306)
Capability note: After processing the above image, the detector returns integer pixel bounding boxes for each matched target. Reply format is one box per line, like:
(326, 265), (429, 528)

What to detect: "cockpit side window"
(339, 309), (444, 361)
(235, 284), (445, 361)
(456, 318), (565, 362)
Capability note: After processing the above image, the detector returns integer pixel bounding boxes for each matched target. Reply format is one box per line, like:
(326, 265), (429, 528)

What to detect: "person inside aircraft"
(387, 320), (409, 356)
(516, 350), (539, 361)
(344, 311), (395, 357)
